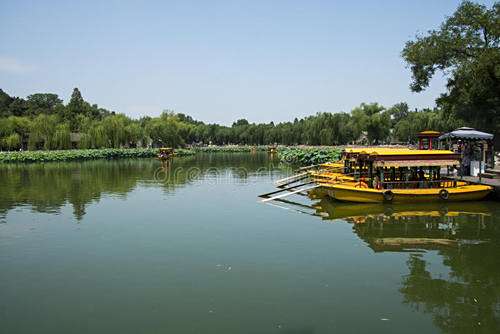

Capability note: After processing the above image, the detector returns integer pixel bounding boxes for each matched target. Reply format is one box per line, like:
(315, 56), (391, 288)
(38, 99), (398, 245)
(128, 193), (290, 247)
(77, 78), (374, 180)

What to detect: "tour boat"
(313, 148), (492, 203)
(157, 147), (175, 161)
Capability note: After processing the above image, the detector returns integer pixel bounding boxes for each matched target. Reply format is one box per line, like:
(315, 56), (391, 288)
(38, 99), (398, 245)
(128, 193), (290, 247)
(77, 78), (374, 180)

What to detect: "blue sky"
(0, 0), (495, 124)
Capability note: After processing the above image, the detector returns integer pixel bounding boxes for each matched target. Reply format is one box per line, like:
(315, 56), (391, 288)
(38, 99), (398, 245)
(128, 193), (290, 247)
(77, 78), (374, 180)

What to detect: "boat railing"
(381, 179), (457, 189)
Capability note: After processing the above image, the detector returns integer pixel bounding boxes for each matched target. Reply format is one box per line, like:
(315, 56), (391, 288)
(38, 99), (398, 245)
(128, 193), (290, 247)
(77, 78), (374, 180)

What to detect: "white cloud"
(0, 56), (35, 74)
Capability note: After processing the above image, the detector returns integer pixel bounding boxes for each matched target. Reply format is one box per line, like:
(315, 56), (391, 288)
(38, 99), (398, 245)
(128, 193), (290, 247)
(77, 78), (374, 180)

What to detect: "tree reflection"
(401, 245), (500, 333)
(0, 152), (286, 221)
(313, 198), (500, 333)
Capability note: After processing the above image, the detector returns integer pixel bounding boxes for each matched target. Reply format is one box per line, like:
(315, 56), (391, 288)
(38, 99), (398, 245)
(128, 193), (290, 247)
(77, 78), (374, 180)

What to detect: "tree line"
(0, 87), (462, 151)
(0, 1), (497, 150)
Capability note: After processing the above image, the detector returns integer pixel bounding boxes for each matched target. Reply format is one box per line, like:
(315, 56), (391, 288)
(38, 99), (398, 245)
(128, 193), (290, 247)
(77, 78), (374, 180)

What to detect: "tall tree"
(8, 97), (28, 117)
(387, 102), (410, 126)
(402, 1), (500, 144)
(26, 93), (63, 116)
(0, 89), (13, 117)
(65, 88), (88, 131)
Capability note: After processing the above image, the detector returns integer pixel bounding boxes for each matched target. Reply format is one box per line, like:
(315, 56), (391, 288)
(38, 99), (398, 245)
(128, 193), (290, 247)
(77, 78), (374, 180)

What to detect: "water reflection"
(2, 153), (499, 333)
(311, 197), (500, 333)
(0, 152), (286, 221)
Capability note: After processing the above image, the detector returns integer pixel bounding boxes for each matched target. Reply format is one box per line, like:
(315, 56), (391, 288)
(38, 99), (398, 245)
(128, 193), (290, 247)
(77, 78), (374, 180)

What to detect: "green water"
(1, 153), (499, 334)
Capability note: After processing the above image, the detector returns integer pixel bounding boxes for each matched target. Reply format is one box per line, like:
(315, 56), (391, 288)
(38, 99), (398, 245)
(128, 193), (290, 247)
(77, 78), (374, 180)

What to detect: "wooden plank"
(276, 175), (310, 188)
(297, 164), (321, 171)
(258, 181), (314, 198)
(274, 172), (309, 186)
(261, 185), (320, 203)
(278, 182), (315, 197)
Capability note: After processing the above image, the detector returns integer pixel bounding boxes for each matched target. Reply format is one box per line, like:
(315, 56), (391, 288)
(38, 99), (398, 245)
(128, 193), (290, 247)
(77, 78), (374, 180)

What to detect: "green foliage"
(29, 114), (57, 150)
(2, 133), (21, 150)
(7, 97), (28, 117)
(402, 1), (500, 140)
(53, 124), (71, 149)
(0, 116), (32, 150)
(387, 102), (410, 126)
(145, 113), (185, 148)
(26, 93), (63, 116)
(101, 115), (128, 148)
(125, 122), (145, 147)
(366, 111), (391, 145)
(278, 147), (341, 166)
(393, 108), (462, 143)
(0, 89), (14, 117)
(0, 148), (195, 163)
(0, 81), (491, 151)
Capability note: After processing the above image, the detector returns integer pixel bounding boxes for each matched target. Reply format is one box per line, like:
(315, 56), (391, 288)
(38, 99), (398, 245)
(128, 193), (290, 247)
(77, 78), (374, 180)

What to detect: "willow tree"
(6, 116), (31, 149)
(2, 133), (21, 150)
(28, 114), (57, 150)
(53, 124), (71, 149)
(145, 116), (184, 148)
(127, 122), (147, 147)
(79, 122), (107, 149)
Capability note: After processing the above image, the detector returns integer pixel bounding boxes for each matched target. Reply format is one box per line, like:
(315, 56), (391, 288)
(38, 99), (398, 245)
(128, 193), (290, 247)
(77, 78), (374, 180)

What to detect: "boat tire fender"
(383, 190), (394, 202)
(439, 189), (449, 200)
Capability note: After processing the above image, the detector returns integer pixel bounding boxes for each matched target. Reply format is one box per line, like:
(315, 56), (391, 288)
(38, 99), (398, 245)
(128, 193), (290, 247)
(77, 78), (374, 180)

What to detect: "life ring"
(439, 189), (449, 200)
(383, 190), (394, 202)
(355, 182), (368, 188)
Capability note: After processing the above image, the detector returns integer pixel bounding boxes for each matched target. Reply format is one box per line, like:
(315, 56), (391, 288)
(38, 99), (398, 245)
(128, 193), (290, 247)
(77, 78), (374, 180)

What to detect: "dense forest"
(0, 1), (498, 151)
(0, 87), (462, 150)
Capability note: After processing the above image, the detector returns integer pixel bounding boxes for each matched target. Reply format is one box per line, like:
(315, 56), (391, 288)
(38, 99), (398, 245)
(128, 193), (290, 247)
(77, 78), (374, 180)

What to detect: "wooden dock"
(447, 175), (500, 201)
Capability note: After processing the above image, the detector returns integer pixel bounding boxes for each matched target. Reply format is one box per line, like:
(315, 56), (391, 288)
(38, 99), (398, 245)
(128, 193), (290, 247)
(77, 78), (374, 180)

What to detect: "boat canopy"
(342, 147), (460, 167)
(344, 148), (458, 158)
(344, 148), (455, 156)
(438, 127), (494, 141)
(373, 159), (459, 168)
(344, 148), (406, 160)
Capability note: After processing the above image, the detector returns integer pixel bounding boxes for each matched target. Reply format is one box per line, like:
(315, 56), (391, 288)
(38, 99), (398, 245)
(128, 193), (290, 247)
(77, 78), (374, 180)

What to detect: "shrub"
(278, 147), (341, 166)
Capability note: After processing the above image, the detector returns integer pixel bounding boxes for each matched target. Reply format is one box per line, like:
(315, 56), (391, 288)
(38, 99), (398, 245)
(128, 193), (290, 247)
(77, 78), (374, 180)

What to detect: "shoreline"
(0, 148), (194, 164)
(0, 146), (341, 165)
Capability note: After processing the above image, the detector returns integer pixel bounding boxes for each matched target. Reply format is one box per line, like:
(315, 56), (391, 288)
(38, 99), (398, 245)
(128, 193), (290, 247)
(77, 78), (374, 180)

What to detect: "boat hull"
(323, 184), (492, 203)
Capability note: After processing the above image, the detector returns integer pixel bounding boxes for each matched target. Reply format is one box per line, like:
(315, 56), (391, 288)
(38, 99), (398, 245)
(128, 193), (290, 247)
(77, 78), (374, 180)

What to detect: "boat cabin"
(341, 148), (461, 190)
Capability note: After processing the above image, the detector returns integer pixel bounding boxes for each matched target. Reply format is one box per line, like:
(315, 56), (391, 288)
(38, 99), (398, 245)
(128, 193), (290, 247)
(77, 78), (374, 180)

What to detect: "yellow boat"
(314, 148), (493, 203)
(321, 182), (491, 203)
(157, 147), (175, 161)
(310, 148), (412, 185)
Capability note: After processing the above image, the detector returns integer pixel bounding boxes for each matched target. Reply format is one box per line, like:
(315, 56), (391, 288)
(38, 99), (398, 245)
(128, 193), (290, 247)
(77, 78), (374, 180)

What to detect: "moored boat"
(314, 148), (493, 203)
(322, 182), (491, 203)
(157, 147), (175, 161)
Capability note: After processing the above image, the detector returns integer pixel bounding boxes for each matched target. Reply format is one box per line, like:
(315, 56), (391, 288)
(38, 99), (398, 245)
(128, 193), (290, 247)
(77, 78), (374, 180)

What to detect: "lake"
(1, 153), (499, 334)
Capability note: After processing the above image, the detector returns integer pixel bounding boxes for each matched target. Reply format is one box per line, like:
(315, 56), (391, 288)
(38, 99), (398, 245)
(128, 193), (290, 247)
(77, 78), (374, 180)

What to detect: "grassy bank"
(0, 148), (195, 163)
(278, 147), (341, 166)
